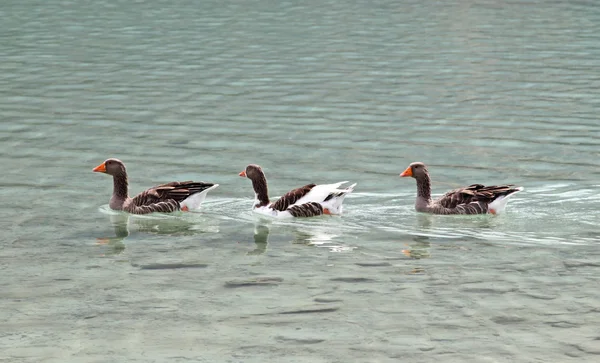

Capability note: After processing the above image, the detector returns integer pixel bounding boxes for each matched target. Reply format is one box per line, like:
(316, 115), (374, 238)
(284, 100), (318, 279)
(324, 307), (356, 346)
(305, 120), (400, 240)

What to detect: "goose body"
(239, 164), (356, 218)
(400, 162), (522, 215)
(93, 158), (218, 214)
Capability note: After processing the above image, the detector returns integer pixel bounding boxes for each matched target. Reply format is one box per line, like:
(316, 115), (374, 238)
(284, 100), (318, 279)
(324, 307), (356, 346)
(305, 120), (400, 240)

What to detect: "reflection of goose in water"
(129, 215), (219, 236)
(415, 211), (497, 230)
(248, 224), (270, 255)
(246, 220), (357, 254)
(96, 208), (220, 253)
(96, 213), (129, 255)
(289, 225), (347, 250)
(400, 214), (496, 259)
(395, 214), (431, 259)
(402, 234), (431, 259)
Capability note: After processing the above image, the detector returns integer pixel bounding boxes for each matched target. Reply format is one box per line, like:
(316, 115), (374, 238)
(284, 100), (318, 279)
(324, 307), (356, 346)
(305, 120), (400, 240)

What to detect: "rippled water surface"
(2, 0), (600, 362)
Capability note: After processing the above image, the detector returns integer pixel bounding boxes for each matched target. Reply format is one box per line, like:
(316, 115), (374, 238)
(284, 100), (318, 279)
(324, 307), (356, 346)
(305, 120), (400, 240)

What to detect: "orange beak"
(93, 162), (107, 173)
(238, 170), (246, 177)
(400, 166), (413, 177)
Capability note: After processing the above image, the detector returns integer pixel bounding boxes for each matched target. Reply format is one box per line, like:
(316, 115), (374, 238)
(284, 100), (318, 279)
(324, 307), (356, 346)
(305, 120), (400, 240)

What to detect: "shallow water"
(2, 0), (600, 362)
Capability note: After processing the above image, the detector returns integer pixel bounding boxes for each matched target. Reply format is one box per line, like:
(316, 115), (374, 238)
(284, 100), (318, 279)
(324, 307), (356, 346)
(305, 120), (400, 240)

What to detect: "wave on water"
(97, 182), (598, 249)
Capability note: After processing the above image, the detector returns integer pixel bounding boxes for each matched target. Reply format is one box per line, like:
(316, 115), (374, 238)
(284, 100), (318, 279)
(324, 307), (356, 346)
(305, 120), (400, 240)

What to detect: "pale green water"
(2, 0), (600, 362)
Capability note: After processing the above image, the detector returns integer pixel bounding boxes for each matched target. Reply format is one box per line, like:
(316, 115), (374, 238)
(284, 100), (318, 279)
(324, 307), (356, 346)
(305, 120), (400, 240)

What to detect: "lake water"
(2, 0), (600, 362)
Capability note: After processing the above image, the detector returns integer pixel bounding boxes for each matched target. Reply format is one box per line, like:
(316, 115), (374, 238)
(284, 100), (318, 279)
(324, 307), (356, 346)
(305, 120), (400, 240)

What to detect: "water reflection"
(415, 212), (496, 229)
(415, 213), (433, 229)
(248, 224), (270, 255)
(402, 235), (432, 260)
(246, 219), (357, 255)
(96, 211), (221, 255)
(96, 214), (129, 255)
(290, 226), (344, 248)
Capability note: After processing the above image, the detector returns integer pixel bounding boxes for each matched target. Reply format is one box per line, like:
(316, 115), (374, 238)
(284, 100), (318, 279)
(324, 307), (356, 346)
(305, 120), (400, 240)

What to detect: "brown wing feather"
(429, 201), (488, 215)
(436, 184), (520, 212)
(437, 184), (479, 209)
(286, 202), (324, 218)
(125, 200), (180, 214)
(129, 188), (163, 207)
(128, 181), (216, 214)
(153, 181), (216, 202)
(270, 184), (316, 211)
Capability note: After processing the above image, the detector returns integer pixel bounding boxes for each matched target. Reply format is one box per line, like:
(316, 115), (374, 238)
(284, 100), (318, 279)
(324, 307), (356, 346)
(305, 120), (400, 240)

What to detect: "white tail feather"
(488, 187), (523, 214)
(180, 184), (219, 211)
(321, 182), (357, 215)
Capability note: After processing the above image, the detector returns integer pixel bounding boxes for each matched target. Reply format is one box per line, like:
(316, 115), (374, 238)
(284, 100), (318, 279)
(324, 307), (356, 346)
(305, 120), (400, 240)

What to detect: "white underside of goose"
(252, 205), (293, 218)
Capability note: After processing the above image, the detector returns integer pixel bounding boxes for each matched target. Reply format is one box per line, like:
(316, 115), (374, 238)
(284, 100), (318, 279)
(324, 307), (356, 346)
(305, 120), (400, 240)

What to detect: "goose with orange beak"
(92, 158), (218, 214)
(400, 162), (523, 215)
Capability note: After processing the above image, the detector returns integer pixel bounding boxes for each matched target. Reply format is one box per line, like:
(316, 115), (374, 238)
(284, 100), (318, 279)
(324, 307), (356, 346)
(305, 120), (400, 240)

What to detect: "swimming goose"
(239, 164), (356, 218)
(92, 158), (218, 214)
(400, 162), (522, 215)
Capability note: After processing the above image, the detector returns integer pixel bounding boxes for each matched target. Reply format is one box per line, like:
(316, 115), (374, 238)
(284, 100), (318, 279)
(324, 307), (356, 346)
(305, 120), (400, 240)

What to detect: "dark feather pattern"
(126, 181), (216, 213)
(270, 184), (316, 211)
(287, 202), (324, 218)
(426, 183), (522, 215)
(126, 200), (180, 214)
(150, 181), (216, 203)
(437, 184), (520, 210)
(429, 200), (489, 215)
(323, 191), (344, 202)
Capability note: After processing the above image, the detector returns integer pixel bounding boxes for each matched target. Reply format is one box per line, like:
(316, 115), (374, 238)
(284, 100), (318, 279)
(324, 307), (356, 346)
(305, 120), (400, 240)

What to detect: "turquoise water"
(2, 0), (600, 361)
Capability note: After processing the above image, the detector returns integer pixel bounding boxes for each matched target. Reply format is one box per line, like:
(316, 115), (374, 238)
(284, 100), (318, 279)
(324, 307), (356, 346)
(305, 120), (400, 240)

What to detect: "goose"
(400, 162), (522, 215)
(92, 158), (218, 214)
(239, 164), (356, 218)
